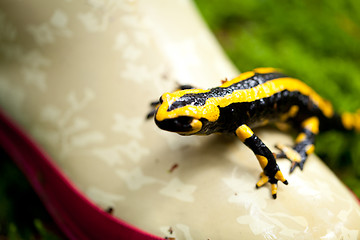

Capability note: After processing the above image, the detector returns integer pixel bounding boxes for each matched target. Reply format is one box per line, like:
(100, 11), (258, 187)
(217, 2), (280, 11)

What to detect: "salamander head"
(154, 90), (219, 135)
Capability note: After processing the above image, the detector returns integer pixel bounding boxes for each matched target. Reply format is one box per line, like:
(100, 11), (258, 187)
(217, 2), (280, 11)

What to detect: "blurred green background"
(194, 0), (360, 196)
(2, 0), (360, 238)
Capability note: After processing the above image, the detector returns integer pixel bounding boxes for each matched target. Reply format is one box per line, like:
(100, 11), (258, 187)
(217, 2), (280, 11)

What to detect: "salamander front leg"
(235, 124), (288, 199)
(177, 84), (196, 90)
(276, 117), (319, 173)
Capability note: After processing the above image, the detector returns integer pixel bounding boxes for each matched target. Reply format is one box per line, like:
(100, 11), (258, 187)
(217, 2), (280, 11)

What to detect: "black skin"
(147, 71), (349, 198)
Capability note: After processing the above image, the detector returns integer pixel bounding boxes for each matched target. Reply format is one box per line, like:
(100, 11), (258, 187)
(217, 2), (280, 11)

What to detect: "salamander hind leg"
(276, 117), (318, 173)
(236, 125), (288, 199)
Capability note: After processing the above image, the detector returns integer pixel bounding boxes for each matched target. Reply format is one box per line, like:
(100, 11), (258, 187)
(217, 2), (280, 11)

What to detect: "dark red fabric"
(0, 109), (163, 240)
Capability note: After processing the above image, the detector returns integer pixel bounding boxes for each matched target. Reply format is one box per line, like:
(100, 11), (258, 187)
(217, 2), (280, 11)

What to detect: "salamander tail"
(339, 111), (360, 133)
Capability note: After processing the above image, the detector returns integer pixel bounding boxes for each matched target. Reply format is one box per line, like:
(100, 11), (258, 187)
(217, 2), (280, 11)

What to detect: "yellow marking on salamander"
(256, 155), (268, 169)
(295, 132), (307, 143)
(305, 144), (315, 155)
(276, 143), (302, 163)
(253, 67), (281, 74)
(156, 73), (334, 123)
(177, 119), (203, 135)
(280, 105), (299, 121)
(236, 124), (254, 142)
(256, 172), (269, 188)
(220, 71), (255, 88)
(342, 112), (354, 130)
(271, 184), (278, 196)
(301, 117), (320, 135)
(275, 170), (287, 183)
(341, 112), (360, 132)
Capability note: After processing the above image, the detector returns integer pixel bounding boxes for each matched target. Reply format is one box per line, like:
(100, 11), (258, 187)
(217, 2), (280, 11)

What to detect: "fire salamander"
(147, 67), (360, 199)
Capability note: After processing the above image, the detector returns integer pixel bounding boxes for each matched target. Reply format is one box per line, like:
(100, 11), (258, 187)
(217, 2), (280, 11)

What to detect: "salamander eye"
(155, 116), (194, 132)
(175, 116), (193, 126)
(159, 96), (163, 104)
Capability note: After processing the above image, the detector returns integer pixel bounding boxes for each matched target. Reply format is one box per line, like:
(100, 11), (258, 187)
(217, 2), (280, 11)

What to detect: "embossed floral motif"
(160, 224), (194, 240)
(0, 10), (51, 92)
(92, 146), (125, 166)
(78, 0), (130, 32)
(116, 167), (158, 191)
(117, 140), (149, 162)
(32, 88), (104, 159)
(120, 63), (165, 84)
(27, 9), (72, 45)
(86, 187), (125, 207)
(159, 178), (197, 202)
(112, 113), (143, 139)
(92, 113), (149, 167)
(223, 164), (360, 239)
(223, 169), (308, 238)
(114, 164), (197, 203)
(21, 50), (51, 92)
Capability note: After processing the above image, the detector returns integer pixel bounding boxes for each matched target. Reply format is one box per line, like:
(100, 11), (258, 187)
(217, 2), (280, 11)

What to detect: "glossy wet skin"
(154, 93), (204, 135)
(148, 68), (360, 198)
(155, 115), (196, 133)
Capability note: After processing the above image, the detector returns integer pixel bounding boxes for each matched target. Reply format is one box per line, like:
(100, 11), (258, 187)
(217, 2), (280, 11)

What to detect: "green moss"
(0, 150), (62, 239)
(194, 0), (360, 196)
